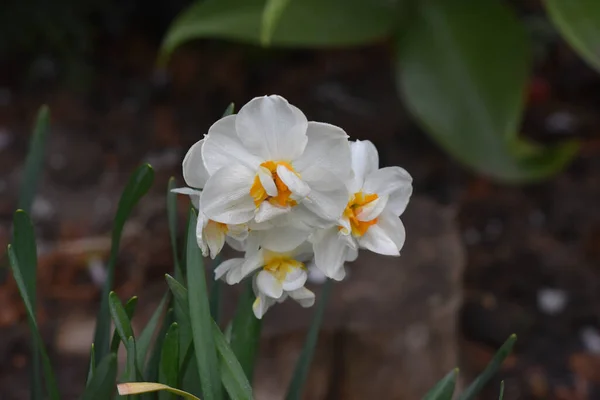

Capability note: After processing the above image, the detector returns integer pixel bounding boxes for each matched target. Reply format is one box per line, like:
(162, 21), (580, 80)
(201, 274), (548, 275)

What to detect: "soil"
(1, 1), (600, 399)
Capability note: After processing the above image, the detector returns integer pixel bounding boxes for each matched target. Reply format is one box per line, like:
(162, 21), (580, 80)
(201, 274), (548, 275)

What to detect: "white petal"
(330, 266), (346, 281)
(255, 201), (291, 224)
(200, 165), (256, 224)
(261, 226), (310, 253)
(225, 236), (246, 252)
(252, 293), (276, 319)
(286, 204), (332, 230)
(293, 122), (351, 181)
(346, 246), (358, 262)
(377, 211), (406, 253)
(277, 164), (310, 198)
(258, 166), (278, 197)
(288, 287), (315, 308)
(301, 166), (349, 221)
(202, 115), (262, 175)
(349, 140), (379, 193)
(290, 241), (315, 261)
(358, 224), (400, 256)
(172, 187), (201, 209)
(240, 248), (265, 279)
(312, 227), (349, 279)
(214, 258), (244, 281)
(195, 211), (209, 257)
(204, 221), (226, 259)
(363, 167), (412, 215)
(282, 266), (307, 291)
(182, 139), (210, 189)
(256, 270), (284, 299)
(356, 195), (388, 222)
(235, 95), (308, 161)
(226, 224), (249, 241)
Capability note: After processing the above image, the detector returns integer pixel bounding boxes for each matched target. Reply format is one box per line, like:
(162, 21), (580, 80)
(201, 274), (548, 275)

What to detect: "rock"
(251, 196), (465, 400)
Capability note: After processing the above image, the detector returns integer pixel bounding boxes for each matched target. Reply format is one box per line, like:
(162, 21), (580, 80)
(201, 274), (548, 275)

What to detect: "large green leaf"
(396, 0), (577, 182)
(82, 353), (118, 400)
(229, 280), (262, 382)
(423, 369), (458, 400)
(136, 294), (169, 371)
(159, 323), (180, 400)
(145, 309), (174, 384)
(93, 164), (154, 364)
(161, 0), (396, 61)
(12, 210), (42, 399)
(260, 0), (291, 45)
(18, 105), (50, 214)
(186, 209), (222, 400)
(457, 334), (516, 400)
(7, 245), (60, 400)
(286, 279), (332, 400)
(545, 0), (600, 73)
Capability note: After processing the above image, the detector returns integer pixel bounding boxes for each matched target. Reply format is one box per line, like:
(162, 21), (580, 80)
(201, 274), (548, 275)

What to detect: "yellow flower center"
(341, 191), (379, 237)
(250, 161), (299, 208)
(263, 251), (305, 282)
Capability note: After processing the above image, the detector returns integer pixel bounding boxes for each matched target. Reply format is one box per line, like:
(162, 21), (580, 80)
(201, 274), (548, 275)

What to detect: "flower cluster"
(174, 95), (412, 318)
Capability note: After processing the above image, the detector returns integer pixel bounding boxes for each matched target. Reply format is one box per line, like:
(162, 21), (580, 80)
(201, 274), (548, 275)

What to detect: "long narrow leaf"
(12, 210), (42, 399)
(285, 279), (332, 400)
(423, 368), (459, 400)
(457, 334), (517, 400)
(118, 383), (200, 400)
(93, 164), (154, 363)
(159, 323), (180, 400)
(18, 105), (50, 213)
(212, 321), (254, 400)
(82, 353), (118, 400)
(230, 279), (262, 381)
(109, 292), (136, 345)
(136, 294), (169, 371)
(261, 0), (292, 45)
(7, 245), (60, 400)
(126, 337), (139, 382)
(111, 297), (138, 353)
(209, 272), (222, 323)
(167, 177), (183, 280)
(186, 209), (222, 400)
(86, 344), (96, 387)
(145, 309), (174, 384)
(498, 381), (505, 400)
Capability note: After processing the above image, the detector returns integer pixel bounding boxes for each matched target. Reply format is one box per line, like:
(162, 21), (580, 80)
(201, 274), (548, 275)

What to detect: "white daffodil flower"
(213, 242), (315, 319)
(196, 95), (351, 231)
(312, 140), (412, 280)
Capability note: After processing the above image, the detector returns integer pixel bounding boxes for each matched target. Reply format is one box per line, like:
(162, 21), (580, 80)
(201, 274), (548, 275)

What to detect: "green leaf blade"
(545, 0), (600, 73)
(136, 294), (169, 372)
(167, 177), (183, 281)
(423, 368), (459, 400)
(18, 105), (50, 213)
(396, 0), (576, 182)
(110, 296), (138, 353)
(186, 209), (222, 400)
(286, 279), (332, 400)
(457, 335), (517, 400)
(82, 353), (118, 400)
(159, 323), (180, 400)
(93, 164), (154, 364)
(109, 292), (136, 345)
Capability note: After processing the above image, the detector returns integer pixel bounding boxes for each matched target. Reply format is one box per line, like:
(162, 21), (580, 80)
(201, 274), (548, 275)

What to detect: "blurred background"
(1, 0), (600, 398)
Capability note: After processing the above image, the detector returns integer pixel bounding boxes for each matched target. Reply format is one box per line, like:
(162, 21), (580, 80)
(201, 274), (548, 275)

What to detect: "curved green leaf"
(186, 209), (222, 400)
(457, 334), (516, 400)
(159, 323), (180, 400)
(82, 353), (118, 400)
(136, 294), (169, 371)
(110, 296), (138, 353)
(396, 0), (577, 182)
(161, 0), (396, 61)
(545, 0), (600, 73)
(7, 245), (60, 400)
(109, 292), (135, 345)
(423, 368), (458, 400)
(230, 280), (262, 382)
(93, 164), (154, 363)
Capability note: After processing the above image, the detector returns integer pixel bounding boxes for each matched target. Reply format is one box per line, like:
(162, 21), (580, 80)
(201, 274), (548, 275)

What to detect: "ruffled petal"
(171, 187), (201, 209)
(358, 224), (400, 256)
(195, 211), (209, 257)
(301, 166), (349, 221)
(349, 140), (379, 193)
(277, 164), (310, 199)
(356, 195), (388, 222)
(200, 165), (256, 224)
(288, 287), (315, 308)
(240, 248), (265, 279)
(377, 211), (406, 253)
(252, 292), (276, 319)
(256, 270), (284, 299)
(255, 201), (291, 224)
(214, 258), (244, 281)
(282, 266), (307, 291)
(235, 95), (308, 161)
(202, 115), (262, 175)
(362, 166), (412, 215)
(182, 139), (210, 189)
(258, 166), (278, 197)
(260, 226), (310, 253)
(312, 226), (349, 280)
(203, 221), (226, 259)
(293, 122), (351, 181)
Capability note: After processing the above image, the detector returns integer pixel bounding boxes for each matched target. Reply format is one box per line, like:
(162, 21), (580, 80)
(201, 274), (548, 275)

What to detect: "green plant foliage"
(229, 280), (262, 382)
(118, 383), (201, 400)
(109, 291), (136, 345)
(260, 0), (291, 45)
(186, 209), (222, 400)
(93, 164), (154, 364)
(82, 353), (118, 400)
(458, 334), (517, 400)
(125, 336), (140, 383)
(499, 381), (505, 400)
(18, 105), (50, 214)
(396, 0), (578, 182)
(159, 323), (180, 400)
(110, 296), (138, 353)
(87, 344), (96, 387)
(137, 294), (169, 371)
(7, 244), (60, 400)
(423, 368), (458, 400)
(286, 280), (332, 400)
(161, 0), (396, 61)
(545, 0), (600, 73)
(167, 177), (184, 280)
